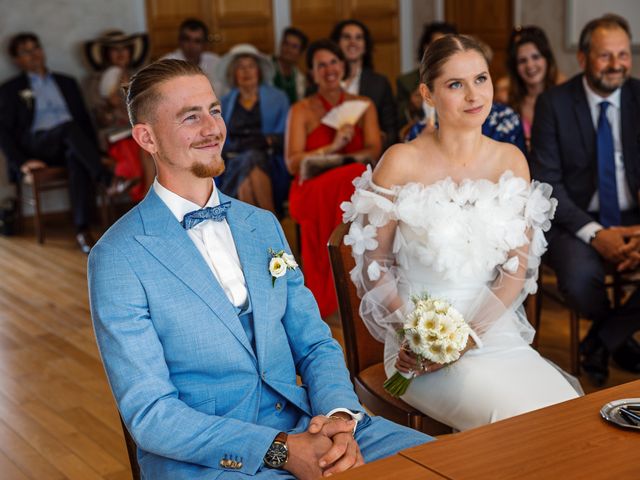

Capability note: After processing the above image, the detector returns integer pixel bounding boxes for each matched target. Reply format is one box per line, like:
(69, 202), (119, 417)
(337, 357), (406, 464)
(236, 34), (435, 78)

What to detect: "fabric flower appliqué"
(268, 248), (298, 286)
(344, 223), (378, 255)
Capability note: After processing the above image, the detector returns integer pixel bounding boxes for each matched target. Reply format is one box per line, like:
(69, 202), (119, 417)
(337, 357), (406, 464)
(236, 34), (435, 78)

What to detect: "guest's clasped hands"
(592, 225), (640, 271)
(285, 413), (364, 479)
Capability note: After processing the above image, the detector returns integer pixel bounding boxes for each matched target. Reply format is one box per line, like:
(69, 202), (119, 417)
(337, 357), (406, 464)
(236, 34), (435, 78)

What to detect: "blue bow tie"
(181, 201), (231, 229)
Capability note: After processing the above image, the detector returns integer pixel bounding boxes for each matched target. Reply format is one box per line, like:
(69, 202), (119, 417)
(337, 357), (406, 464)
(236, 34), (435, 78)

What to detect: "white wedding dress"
(342, 167), (581, 431)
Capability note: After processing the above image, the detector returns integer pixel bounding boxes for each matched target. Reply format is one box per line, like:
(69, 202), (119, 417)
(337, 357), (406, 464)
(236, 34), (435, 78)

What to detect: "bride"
(341, 34), (581, 431)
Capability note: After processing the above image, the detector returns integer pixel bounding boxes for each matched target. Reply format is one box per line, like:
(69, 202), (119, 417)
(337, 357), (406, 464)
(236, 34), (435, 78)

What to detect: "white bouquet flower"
(384, 293), (471, 397)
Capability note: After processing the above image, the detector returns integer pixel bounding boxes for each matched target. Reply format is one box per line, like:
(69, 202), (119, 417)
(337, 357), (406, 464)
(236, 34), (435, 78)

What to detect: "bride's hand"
(395, 346), (445, 376)
(396, 336), (478, 376)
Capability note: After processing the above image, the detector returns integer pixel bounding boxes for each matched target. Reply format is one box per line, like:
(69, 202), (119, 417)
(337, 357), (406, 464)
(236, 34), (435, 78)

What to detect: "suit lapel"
(620, 82), (640, 195)
(572, 76), (598, 191)
(222, 194), (271, 368)
(17, 73), (35, 126)
(134, 190), (256, 359)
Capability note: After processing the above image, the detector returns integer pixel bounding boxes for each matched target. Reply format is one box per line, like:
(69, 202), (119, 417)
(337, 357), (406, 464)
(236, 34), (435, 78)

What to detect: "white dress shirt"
(341, 66), (362, 95)
(153, 179), (248, 307)
(576, 77), (636, 243)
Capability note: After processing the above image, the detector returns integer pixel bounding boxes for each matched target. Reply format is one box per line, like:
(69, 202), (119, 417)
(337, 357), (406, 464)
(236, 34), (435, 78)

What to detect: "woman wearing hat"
(85, 30), (149, 201)
(217, 44), (291, 215)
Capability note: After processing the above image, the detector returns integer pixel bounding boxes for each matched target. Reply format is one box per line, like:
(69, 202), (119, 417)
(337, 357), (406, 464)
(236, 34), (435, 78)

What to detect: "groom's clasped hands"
(285, 414), (364, 479)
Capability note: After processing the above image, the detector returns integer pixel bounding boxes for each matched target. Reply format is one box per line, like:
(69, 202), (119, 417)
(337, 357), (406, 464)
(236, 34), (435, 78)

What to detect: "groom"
(88, 59), (431, 479)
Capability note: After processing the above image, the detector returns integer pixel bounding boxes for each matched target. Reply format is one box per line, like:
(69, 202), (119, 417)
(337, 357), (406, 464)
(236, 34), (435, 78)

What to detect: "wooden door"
(445, 0), (512, 82)
(291, 0), (400, 87)
(213, 0), (274, 54)
(145, 0), (274, 59)
(145, 0), (212, 59)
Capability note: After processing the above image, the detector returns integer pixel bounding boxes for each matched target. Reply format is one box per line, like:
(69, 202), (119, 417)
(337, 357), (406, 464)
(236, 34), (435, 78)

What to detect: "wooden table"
(400, 379), (640, 480)
(330, 454), (446, 479)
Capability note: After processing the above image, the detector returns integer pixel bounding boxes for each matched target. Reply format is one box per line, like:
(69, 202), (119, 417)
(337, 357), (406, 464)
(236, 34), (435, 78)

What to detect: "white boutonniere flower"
(19, 89), (35, 108)
(268, 248), (298, 286)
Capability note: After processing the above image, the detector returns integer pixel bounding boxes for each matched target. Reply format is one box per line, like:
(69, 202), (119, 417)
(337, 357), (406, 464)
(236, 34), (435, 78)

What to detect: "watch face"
(264, 442), (288, 468)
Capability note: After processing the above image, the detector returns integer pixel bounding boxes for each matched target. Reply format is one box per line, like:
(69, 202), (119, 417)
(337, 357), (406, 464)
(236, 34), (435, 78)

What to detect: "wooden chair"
(16, 166), (112, 243)
(530, 263), (640, 375)
(16, 166), (69, 243)
(328, 223), (452, 435)
(119, 416), (141, 480)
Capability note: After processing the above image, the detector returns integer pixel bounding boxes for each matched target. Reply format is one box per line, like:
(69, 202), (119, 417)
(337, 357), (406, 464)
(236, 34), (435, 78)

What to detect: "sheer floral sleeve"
(462, 180), (557, 347)
(341, 167), (557, 359)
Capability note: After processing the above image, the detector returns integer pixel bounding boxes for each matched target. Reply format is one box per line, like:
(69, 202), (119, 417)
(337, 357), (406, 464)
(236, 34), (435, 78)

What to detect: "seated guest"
(502, 25), (566, 148)
(0, 32), (133, 253)
(85, 30), (149, 201)
(286, 40), (381, 318)
(272, 26), (308, 104)
(530, 14), (640, 386)
(329, 19), (397, 149)
(396, 21), (457, 133)
(163, 18), (227, 96)
(217, 44), (290, 215)
(88, 58), (431, 479)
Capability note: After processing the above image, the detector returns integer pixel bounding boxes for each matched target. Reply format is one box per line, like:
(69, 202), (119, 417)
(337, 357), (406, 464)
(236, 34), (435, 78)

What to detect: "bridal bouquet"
(384, 293), (471, 397)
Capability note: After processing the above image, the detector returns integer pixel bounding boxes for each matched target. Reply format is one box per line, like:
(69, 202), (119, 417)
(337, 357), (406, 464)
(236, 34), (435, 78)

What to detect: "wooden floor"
(0, 224), (637, 480)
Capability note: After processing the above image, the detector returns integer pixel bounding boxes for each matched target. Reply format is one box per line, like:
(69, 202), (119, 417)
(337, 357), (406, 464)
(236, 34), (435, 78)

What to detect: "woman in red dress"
(286, 39), (382, 317)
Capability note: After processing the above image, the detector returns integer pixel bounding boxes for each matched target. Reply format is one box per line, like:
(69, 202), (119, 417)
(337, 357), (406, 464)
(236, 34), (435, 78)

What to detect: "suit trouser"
(25, 121), (109, 230)
(546, 210), (640, 352)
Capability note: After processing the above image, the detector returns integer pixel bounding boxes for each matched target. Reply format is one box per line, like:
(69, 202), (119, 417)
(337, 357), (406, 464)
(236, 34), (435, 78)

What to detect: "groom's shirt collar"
(152, 178), (248, 308)
(153, 177), (220, 223)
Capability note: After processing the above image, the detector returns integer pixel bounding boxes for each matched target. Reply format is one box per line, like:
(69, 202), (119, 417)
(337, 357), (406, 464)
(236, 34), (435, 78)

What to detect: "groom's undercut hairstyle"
(420, 34), (489, 91)
(124, 59), (205, 125)
(579, 14), (631, 54)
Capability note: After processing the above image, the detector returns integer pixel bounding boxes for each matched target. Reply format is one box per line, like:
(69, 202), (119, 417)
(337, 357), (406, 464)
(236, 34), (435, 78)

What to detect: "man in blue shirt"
(0, 32), (134, 252)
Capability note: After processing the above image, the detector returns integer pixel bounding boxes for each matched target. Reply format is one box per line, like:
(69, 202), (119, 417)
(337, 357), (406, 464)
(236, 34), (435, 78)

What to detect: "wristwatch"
(263, 432), (288, 468)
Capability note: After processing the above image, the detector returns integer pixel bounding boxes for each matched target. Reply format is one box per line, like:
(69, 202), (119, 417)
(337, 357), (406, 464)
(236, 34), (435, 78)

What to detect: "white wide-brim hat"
(84, 30), (149, 71)
(217, 43), (274, 87)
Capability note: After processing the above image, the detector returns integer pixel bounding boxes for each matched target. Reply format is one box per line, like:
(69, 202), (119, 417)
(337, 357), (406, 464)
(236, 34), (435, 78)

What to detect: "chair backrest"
(119, 416), (141, 480)
(328, 223), (385, 376)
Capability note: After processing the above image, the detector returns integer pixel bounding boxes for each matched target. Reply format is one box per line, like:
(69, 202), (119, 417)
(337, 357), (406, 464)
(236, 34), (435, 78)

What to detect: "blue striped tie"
(596, 101), (621, 227)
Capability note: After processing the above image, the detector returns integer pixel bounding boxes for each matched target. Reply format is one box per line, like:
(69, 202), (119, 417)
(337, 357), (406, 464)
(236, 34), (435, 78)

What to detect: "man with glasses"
(164, 18), (227, 95)
(0, 32), (134, 253)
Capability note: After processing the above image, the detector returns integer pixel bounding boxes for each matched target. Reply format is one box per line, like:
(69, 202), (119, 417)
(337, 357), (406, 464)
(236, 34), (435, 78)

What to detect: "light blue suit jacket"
(88, 189), (362, 478)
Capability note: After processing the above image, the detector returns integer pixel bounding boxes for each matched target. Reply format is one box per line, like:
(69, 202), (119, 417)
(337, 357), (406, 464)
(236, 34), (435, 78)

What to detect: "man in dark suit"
(530, 14), (640, 386)
(0, 32), (132, 252)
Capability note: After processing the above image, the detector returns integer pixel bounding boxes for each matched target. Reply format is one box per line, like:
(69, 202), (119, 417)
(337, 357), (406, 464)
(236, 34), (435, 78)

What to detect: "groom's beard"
(190, 154), (225, 178)
(190, 136), (226, 178)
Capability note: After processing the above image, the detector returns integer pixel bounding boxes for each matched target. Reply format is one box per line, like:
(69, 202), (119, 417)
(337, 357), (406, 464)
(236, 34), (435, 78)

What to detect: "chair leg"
(32, 181), (44, 244)
(569, 310), (580, 375)
(15, 181), (24, 234)
(408, 412), (423, 431)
